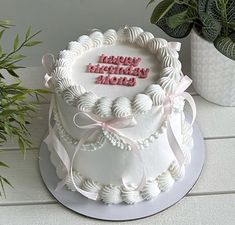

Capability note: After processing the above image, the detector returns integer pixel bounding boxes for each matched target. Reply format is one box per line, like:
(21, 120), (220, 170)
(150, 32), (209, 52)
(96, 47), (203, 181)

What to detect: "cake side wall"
(53, 95), (184, 186)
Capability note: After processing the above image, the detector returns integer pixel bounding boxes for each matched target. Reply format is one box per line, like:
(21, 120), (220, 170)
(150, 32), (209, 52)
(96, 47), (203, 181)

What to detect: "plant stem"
(1, 30), (41, 62)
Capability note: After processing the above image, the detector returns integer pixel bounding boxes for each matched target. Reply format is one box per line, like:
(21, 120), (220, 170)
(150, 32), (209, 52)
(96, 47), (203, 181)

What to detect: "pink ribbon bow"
(163, 75), (196, 167)
(71, 112), (147, 191)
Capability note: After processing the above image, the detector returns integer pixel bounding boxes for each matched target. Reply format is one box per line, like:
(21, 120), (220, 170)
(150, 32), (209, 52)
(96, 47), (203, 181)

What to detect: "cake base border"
(39, 115), (205, 221)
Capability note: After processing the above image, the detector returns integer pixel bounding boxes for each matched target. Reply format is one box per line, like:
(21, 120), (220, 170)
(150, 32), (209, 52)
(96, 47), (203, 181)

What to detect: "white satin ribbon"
(167, 42), (181, 51)
(42, 53), (55, 88)
(43, 96), (98, 200)
(163, 75), (196, 167)
(72, 112), (146, 191)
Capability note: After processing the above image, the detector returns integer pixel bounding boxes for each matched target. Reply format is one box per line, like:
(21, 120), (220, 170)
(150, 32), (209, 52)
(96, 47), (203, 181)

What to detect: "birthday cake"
(43, 26), (196, 204)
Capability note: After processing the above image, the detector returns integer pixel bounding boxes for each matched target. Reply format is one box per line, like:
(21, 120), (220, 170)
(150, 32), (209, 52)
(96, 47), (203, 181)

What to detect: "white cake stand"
(39, 115), (205, 221)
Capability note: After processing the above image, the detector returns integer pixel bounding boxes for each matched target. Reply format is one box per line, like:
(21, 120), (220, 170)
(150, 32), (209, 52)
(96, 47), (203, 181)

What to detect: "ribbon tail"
(55, 176), (69, 192)
(181, 92), (196, 125)
(44, 73), (53, 89)
(167, 121), (185, 167)
(42, 53), (55, 74)
(69, 129), (100, 200)
(43, 95), (71, 191)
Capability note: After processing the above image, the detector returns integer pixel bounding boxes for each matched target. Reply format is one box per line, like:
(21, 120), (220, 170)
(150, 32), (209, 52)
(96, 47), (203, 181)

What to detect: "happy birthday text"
(86, 54), (150, 87)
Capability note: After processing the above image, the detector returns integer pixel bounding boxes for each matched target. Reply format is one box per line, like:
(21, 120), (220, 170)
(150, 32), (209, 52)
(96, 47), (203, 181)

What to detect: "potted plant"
(0, 20), (47, 197)
(149, 0), (235, 106)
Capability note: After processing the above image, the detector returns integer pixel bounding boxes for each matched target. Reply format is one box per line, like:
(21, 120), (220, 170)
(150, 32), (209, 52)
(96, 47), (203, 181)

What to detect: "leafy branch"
(0, 20), (49, 197)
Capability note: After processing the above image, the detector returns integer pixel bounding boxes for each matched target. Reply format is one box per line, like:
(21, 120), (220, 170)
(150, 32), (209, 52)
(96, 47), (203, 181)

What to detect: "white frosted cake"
(43, 26), (196, 204)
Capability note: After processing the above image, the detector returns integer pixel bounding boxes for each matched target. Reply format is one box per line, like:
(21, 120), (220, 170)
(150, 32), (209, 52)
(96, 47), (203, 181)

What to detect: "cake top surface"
(71, 42), (160, 100)
(50, 26), (183, 117)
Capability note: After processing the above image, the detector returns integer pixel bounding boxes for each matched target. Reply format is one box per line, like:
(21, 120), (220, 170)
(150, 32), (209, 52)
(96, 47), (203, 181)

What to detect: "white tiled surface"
(0, 68), (235, 225)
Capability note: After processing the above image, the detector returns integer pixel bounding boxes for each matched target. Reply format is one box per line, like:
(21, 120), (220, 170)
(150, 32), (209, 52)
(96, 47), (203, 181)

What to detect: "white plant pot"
(191, 31), (235, 106)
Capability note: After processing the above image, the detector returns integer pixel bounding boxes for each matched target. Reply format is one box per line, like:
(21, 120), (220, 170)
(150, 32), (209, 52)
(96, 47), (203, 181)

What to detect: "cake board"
(39, 114), (206, 221)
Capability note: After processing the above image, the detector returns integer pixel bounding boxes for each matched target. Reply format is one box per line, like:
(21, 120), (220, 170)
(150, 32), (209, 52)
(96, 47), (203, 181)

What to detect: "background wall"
(1, 0), (191, 74)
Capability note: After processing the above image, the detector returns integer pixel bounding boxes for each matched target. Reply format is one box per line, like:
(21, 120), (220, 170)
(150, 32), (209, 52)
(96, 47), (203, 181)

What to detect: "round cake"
(43, 26), (196, 204)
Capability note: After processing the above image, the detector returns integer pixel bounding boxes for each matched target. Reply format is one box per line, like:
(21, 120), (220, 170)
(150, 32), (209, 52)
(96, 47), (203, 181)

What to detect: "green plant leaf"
(18, 137), (26, 154)
(4, 123), (12, 135)
(0, 133), (7, 142)
(150, 0), (175, 24)
(156, 3), (194, 38)
(198, 0), (207, 14)
(206, 0), (235, 23)
(226, 0), (235, 22)
(214, 36), (235, 60)
(0, 30), (5, 40)
(25, 26), (31, 39)
(25, 41), (42, 47)
(1, 176), (13, 188)
(0, 20), (11, 26)
(200, 12), (222, 41)
(10, 54), (26, 61)
(13, 34), (19, 51)
(0, 20), (13, 29)
(6, 69), (19, 78)
(0, 161), (9, 168)
(229, 31), (235, 42)
(167, 9), (189, 29)
(0, 178), (6, 197)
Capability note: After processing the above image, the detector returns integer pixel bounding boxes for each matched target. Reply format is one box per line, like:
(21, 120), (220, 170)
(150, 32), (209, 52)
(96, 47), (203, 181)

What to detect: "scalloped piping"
(50, 26), (183, 118)
(53, 97), (183, 151)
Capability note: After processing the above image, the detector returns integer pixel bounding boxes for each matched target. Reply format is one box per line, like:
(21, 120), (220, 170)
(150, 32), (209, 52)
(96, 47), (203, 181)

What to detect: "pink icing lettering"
(111, 56), (116, 64)
(132, 57), (141, 67)
(114, 65), (120, 74)
(132, 68), (140, 76)
(118, 67), (124, 74)
(123, 56), (130, 65)
(127, 57), (133, 65)
(104, 74), (110, 84)
(108, 66), (115, 74)
(99, 54), (105, 63)
(96, 75), (105, 84)
(94, 64), (100, 73)
(117, 77), (124, 85)
(107, 56), (113, 64)
(128, 77), (136, 86)
(118, 56), (125, 65)
(87, 63), (96, 73)
(87, 63), (92, 72)
(139, 68), (150, 78)
(122, 77), (129, 86)
(123, 65), (133, 75)
(99, 65), (104, 73)
(103, 66), (109, 72)
(110, 76), (118, 85)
